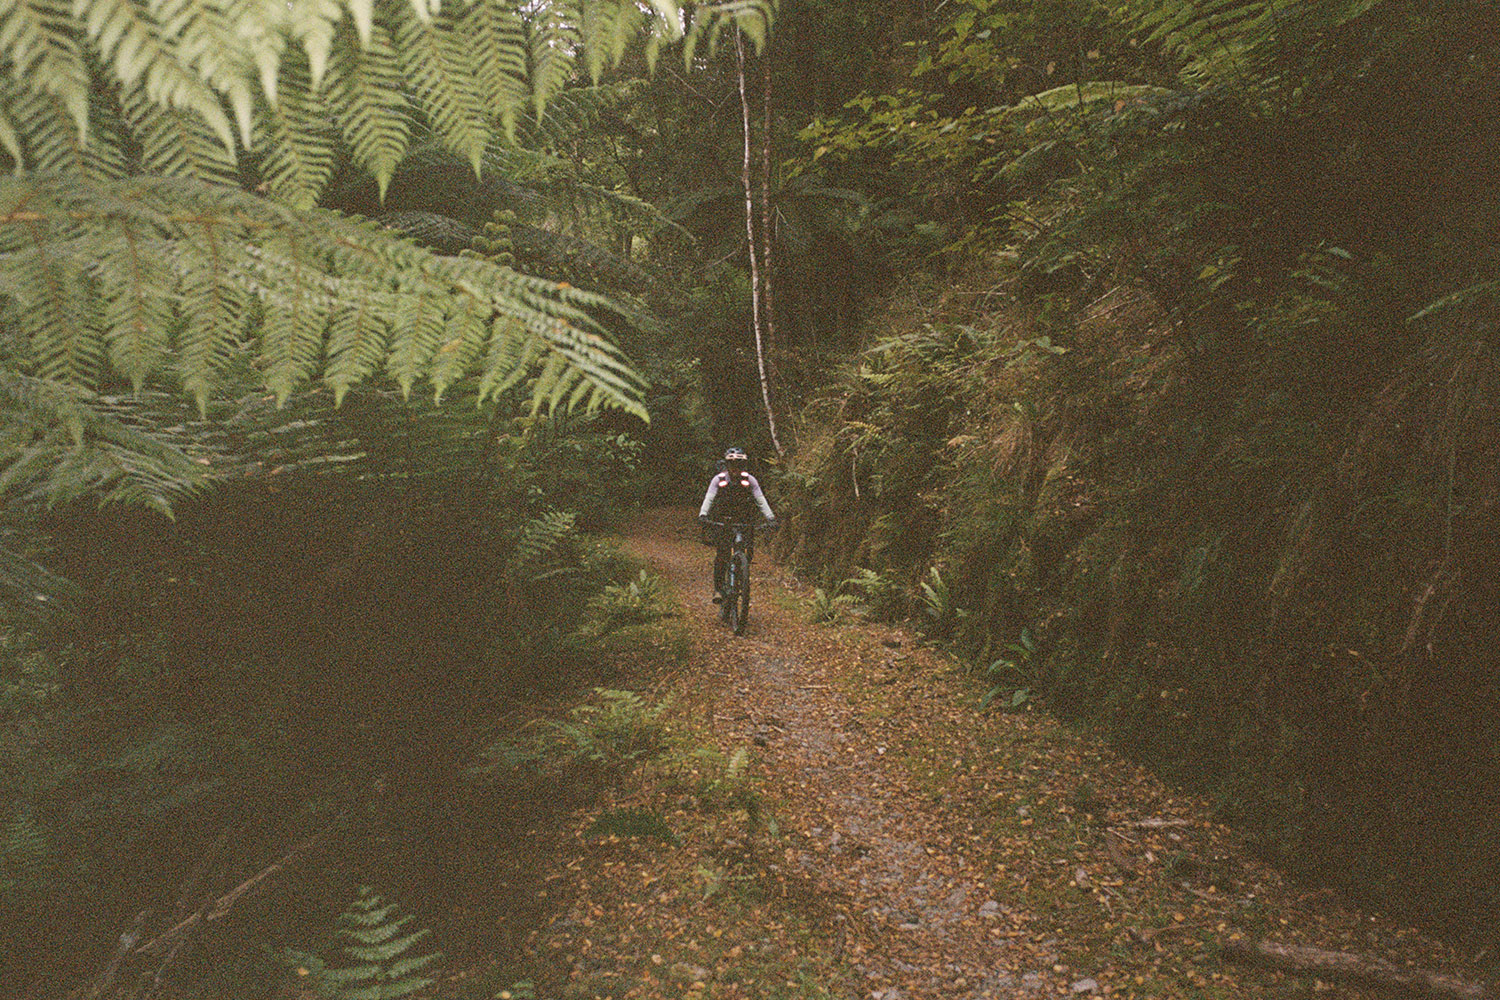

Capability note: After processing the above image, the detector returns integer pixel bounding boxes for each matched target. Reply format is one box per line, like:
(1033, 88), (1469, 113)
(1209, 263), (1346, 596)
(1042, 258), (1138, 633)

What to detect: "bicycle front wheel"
(731, 552), (751, 635)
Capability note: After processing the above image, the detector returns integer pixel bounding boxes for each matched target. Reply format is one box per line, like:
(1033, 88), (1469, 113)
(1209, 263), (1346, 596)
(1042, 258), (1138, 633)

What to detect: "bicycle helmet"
(723, 446), (748, 462)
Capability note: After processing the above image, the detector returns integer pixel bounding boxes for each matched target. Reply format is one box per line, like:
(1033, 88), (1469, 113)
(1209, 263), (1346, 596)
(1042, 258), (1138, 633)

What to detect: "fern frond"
(0, 0), (91, 137)
(259, 231), (336, 403)
(0, 373), (209, 513)
(121, 80), (238, 185)
(1, 175), (647, 417)
(1120, 0), (1390, 88)
(508, 509), (578, 581)
(3, 86), (87, 174)
(305, 886), (441, 1000)
(527, 2), (581, 115)
(92, 219), (174, 386)
(325, 26), (412, 198)
(459, 1), (529, 135)
(394, 5), (490, 174)
(252, 53), (336, 209)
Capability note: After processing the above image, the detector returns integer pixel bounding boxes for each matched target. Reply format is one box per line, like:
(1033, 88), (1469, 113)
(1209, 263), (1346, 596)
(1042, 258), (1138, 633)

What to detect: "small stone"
(1071, 978), (1099, 994)
(979, 900), (1001, 917)
(669, 962), (709, 983)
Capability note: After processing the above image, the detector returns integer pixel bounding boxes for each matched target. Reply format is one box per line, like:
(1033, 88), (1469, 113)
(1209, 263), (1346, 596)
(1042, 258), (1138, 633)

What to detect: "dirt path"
(520, 508), (1492, 1000)
(621, 509), (1021, 1000)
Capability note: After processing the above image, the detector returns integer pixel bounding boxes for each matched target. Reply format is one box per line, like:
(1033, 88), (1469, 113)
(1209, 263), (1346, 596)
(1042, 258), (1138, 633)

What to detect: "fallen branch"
(1224, 940), (1497, 1000)
(1133, 818), (1192, 829)
(135, 821), (340, 956)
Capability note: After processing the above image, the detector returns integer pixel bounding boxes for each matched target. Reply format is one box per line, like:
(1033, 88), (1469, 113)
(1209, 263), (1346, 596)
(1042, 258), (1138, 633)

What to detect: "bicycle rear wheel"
(731, 552), (750, 635)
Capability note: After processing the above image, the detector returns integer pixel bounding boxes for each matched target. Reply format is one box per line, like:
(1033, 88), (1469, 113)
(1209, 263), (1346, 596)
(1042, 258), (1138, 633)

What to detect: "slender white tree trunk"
(760, 52), (778, 375)
(736, 26), (783, 459)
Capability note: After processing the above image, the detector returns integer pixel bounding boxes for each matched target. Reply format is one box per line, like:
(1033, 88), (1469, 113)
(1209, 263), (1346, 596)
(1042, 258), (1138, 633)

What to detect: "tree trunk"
(759, 52), (778, 371)
(735, 26), (783, 459)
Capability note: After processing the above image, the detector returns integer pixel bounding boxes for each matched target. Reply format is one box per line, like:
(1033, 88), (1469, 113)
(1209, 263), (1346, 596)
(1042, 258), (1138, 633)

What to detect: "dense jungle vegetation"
(1, 0), (1496, 994)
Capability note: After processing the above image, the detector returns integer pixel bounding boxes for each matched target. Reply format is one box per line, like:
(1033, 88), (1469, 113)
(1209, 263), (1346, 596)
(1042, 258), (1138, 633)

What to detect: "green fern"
(556, 687), (671, 765)
(0, 0), (776, 197)
(586, 569), (669, 631)
(507, 510), (579, 583)
(290, 886), (441, 1000)
(1120, 0), (1390, 88)
(0, 174), (646, 416)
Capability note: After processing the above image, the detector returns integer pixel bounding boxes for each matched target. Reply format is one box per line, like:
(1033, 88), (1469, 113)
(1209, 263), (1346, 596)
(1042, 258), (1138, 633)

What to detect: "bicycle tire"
(731, 552), (750, 635)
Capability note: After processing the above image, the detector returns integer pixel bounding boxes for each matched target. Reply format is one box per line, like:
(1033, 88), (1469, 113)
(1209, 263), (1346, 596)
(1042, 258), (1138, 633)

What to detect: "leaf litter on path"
(498, 508), (1492, 1000)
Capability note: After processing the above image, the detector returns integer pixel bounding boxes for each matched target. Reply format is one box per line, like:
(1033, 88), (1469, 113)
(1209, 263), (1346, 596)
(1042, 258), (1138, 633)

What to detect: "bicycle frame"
(706, 521), (757, 634)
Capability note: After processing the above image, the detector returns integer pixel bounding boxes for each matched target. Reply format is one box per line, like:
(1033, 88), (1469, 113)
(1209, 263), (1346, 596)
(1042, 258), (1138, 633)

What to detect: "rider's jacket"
(699, 470), (775, 523)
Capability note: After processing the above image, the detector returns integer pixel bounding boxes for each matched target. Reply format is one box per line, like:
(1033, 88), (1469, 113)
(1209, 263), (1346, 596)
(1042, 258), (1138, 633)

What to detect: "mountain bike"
(707, 520), (758, 635)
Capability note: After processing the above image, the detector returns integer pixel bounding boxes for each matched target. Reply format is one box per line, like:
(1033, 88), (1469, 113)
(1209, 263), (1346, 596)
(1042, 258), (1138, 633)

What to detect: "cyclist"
(698, 446), (777, 603)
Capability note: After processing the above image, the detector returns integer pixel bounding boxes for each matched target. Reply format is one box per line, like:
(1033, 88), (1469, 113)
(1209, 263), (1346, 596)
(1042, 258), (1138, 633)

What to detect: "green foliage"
(979, 629), (1036, 711)
(0, 0), (769, 191)
(507, 511), (581, 584)
(586, 570), (670, 633)
(555, 688), (672, 767)
(839, 568), (902, 621)
(0, 174), (646, 417)
(806, 586), (856, 625)
(778, 0), (1500, 934)
(687, 744), (762, 820)
(287, 885), (441, 1000)
(583, 805), (680, 846)
(916, 566), (964, 636)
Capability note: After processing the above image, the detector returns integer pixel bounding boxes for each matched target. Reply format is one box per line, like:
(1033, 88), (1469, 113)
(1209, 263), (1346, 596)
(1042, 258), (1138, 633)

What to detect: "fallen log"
(1224, 940), (1496, 1000)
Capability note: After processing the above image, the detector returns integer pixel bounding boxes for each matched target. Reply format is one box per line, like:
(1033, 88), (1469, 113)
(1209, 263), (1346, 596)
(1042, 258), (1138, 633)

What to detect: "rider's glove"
(698, 514), (710, 524)
(766, 518), (779, 530)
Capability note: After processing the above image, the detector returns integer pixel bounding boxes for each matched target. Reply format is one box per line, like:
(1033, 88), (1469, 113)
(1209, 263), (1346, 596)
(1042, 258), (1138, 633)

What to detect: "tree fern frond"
(2, 175), (647, 417)
(378, 210), (481, 253)
(0, 0), (91, 137)
(92, 220), (174, 386)
(0, 100), (21, 169)
(394, 6), (491, 174)
(579, 2), (644, 84)
(460, 1), (529, 135)
(683, 0), (775, 63)
(427, 291), (486, 399)
(258, 231), (335, 403)
(5, 214), (99, 387)
(385, 280), (447, 398)
(1121, 0), (1390, 88)
(528, 1), (582, 114)
(79, 0), (239, 152)
(325, 26), (412, 197)
(325, 294), (391, 404)
(0, 373), (209, 513)
(251, 52), (335, 209)
(176, 222), (254, 409)
(82, 84), (132, 180)
(4, 87), (87, 174)
(121, 81), (238, 185)
(283, 0), (344, 90)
